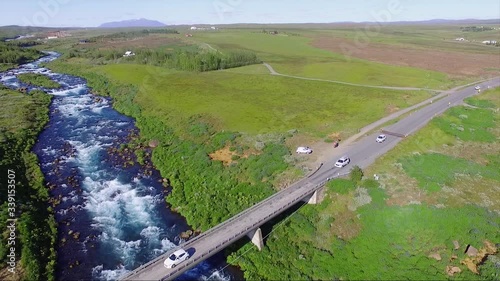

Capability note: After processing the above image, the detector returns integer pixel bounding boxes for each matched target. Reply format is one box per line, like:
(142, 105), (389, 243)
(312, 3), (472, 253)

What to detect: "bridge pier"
(246, 227), (264, 251)
(302, 190), (319, 204)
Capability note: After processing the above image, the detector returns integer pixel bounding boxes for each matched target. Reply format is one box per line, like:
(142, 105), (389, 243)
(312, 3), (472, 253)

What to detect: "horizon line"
(1, 18), (499, 29)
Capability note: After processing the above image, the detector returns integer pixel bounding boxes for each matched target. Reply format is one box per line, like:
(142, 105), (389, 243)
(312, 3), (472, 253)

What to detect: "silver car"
(334, 156), (350, 168)
(376, 134), (387, 143)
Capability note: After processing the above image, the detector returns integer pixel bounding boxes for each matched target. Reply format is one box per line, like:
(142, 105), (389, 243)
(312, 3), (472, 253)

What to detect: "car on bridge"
(334, 156), (350, 168)
(164, 249), (190, 268)
(376, 134), (387, 143)
(296, 146), (313, 154)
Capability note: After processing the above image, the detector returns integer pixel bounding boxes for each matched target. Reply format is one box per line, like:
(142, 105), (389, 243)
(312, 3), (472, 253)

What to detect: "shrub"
(350, 165), (363, 183)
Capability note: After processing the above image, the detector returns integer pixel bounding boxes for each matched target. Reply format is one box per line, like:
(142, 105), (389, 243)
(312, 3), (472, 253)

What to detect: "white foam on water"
(151, 237), (176, 256)
(56, 95), (93, 118)
(69, 141), (102, 173)
(81, 175), (176, 270)
(140, 226), (160, 240)
(50, 84), (87, 96)
(82, 177), (158, 228)
(91, 101), (110, 113)
(6, 81), (20, 88)
(62, 194), (80, 203)
(92, 264), (129, 281)
(97, 135), (115, 142)
(41, 147), (57, 155)
(201, 270), (232, 281)
(160, 237), (176, 251)
(0, 75), (16, 81)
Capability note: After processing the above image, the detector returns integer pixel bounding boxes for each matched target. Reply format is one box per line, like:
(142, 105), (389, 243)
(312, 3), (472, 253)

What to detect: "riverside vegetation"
(0, 87), (57, 281)
(17, 73), (61, 89)
(0, 42), (43, 71)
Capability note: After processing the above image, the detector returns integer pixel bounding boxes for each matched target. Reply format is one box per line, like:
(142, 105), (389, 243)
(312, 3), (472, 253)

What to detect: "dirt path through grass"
(263, 62), (448, 91)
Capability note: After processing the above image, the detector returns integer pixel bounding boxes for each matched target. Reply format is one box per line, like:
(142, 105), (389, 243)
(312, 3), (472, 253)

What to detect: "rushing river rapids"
(0, 53), (233, 281)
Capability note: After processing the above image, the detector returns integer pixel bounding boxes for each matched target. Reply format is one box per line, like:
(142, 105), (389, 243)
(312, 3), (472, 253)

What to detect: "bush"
(350, 165), (363, 183)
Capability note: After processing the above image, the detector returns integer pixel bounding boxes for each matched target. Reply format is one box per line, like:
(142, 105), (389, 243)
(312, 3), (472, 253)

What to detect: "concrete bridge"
(120, 78), (500, 281)
(119, 167), (348, 281)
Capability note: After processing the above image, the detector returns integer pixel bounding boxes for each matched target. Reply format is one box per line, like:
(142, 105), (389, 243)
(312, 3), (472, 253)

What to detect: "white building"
(190, 26), (197, 30)
(123, 51), (135, 57)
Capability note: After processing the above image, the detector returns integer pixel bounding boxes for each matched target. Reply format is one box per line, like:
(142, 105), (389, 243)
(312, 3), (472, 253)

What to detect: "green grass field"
(93, 63), (431, 137)
(0, 88), (34, 136)
(190, 30), (458, 88)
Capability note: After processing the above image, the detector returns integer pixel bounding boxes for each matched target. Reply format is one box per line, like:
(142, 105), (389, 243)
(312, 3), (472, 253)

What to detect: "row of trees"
(460, 26), (494, 32)
(86, 29), (179, 43)
(66, 47), (261, 72)
(0, 89), (57, 281)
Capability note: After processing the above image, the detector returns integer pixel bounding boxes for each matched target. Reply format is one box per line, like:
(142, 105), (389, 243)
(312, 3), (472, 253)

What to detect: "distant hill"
(383, 18), (500, 25)
(98, 18), (166, 28)
(0, 25), (72, 41)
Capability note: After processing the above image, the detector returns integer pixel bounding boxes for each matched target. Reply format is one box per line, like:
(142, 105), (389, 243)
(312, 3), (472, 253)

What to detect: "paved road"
(121, 77), (499, 281)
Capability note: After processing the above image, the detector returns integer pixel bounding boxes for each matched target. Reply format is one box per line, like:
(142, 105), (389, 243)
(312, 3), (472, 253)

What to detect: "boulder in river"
(149, 139), (159, 148)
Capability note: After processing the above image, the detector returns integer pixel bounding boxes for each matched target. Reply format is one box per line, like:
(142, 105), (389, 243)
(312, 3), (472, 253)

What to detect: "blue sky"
(2, 0), (499, 27)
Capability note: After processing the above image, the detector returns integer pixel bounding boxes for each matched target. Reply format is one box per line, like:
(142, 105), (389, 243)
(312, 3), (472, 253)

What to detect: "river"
(0, 52), (236, 281)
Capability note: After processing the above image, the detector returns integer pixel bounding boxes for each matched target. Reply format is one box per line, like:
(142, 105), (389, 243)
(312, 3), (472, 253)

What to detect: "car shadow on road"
(186, 247), (196, 257)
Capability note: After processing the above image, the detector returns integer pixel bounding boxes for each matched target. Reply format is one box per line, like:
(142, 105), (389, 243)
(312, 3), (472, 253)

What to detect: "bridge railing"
(123, 170), (349, 281)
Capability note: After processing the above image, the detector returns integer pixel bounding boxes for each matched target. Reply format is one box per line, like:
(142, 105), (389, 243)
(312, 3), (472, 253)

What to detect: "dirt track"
(312, 37), (500, 77)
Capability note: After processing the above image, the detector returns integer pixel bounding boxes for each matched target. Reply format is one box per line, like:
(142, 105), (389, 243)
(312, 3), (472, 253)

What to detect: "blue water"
(0, 53), (234, 281)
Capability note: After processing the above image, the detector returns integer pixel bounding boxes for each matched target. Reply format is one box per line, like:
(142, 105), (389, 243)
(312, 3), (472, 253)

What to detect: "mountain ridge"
(98, 18), (166, 28)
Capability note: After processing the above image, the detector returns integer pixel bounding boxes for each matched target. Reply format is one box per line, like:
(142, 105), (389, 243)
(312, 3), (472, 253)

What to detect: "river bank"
(1, 53), (236, 280)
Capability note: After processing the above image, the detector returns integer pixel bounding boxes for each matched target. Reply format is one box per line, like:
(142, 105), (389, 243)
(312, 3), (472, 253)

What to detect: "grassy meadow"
(189, 30), (457, 88)
(91, 63), (432, 137)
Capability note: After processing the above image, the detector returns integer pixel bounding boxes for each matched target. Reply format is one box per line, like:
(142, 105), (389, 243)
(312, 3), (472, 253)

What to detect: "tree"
(350, 165), (363, 183)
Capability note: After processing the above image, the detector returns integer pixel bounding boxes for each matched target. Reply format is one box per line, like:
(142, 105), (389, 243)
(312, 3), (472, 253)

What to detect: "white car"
(296, 146), (313, 154)
(376, 134), (387, 143)
(334, 156), (350, 168)
(474, 86), (481, 90)
(164, 249), (190, 268)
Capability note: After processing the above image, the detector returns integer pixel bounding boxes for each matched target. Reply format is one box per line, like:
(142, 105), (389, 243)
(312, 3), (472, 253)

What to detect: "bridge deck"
(119, 175), (345, 281)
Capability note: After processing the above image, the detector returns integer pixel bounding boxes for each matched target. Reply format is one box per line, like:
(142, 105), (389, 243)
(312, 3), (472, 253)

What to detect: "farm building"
(123, 51), (135, 57)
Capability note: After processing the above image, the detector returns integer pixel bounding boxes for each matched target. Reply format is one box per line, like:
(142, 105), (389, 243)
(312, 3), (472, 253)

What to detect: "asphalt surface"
(121, 77), (499, 281)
